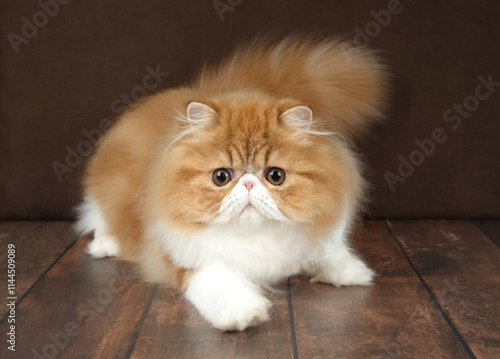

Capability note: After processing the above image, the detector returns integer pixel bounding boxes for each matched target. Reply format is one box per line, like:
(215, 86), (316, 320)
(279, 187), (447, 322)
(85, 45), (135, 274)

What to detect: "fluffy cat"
(76, 36), (389, 331)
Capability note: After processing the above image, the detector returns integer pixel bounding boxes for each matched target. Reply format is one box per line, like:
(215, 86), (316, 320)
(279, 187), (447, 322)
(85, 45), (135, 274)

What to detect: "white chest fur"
(153, 219), (313, 283)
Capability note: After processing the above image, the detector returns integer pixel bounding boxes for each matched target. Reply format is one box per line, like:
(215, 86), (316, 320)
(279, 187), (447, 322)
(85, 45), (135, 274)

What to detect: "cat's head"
(156, 93), (363, 236)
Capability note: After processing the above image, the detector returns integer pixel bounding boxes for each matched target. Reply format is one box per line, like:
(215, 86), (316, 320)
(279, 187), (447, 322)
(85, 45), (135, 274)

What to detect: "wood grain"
(2, 220), (497, 358)
(387, 220), (500, 359)
(291, 221), (469, 359)
(0, 234), (155, 359)
(129, 282), (294, 359)
(0, 222), (77, 318)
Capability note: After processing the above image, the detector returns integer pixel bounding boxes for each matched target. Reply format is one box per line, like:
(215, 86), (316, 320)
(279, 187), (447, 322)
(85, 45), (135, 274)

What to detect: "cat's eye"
(212, 168), (232, 186)
(265, 167), (286, 186)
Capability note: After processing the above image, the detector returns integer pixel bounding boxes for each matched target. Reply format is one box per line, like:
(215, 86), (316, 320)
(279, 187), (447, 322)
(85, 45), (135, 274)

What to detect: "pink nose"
(244, 181), (254, 191)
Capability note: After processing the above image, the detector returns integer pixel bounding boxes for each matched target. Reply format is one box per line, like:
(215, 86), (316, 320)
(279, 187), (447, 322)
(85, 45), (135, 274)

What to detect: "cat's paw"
(87, 234), (121, 258)
(310, 257), (375, 287)
(185, 264), (271, 331)
(208, 292), (272, 331)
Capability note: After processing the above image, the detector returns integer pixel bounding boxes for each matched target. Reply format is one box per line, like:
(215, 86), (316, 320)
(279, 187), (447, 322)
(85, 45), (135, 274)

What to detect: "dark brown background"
(1, 0), (499, 220)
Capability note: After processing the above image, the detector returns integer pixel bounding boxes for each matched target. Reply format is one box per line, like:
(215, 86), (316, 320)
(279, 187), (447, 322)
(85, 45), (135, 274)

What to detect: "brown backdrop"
(1, 0), (499, 220)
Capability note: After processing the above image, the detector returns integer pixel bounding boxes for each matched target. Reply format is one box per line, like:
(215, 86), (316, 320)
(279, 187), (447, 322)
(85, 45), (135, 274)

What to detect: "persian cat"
(76, 37), (388, 331)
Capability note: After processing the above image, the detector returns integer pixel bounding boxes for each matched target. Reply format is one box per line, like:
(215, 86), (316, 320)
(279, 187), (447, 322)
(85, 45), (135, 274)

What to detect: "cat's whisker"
(159, 112), (202, 168)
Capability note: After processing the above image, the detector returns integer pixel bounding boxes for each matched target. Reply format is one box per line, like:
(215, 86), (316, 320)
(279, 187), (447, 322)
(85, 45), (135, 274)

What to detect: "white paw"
(185, 264), (271, 331)
(87, 235), (121, 258)
(208, 292), (272, 331)
(310, 257), (375, 287)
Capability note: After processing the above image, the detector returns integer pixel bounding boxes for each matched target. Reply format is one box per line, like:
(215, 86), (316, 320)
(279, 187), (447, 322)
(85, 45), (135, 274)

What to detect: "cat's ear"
(280, 106), (313, 131)
(186, 102), (217, 127)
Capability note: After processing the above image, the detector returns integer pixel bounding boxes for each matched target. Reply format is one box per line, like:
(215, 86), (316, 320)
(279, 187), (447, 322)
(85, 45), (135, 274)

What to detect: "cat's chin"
(212, 204), (287, 230)
(236, 205), (265, 225)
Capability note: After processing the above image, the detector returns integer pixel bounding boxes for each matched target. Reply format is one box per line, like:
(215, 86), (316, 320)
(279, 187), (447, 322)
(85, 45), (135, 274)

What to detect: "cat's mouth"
(239, 204), (262, 219)
(241, 203), (255, 212)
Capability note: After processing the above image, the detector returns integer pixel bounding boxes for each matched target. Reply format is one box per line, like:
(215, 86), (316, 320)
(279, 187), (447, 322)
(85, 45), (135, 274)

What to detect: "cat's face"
(157, 97), (361, 236)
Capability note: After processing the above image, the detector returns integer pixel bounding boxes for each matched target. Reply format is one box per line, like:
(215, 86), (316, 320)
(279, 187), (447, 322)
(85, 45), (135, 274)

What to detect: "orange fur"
(80, 36), (389, 292)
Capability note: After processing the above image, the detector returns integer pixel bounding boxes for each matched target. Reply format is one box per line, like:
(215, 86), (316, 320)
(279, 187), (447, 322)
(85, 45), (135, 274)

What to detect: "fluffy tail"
(195, 36), (389, 140)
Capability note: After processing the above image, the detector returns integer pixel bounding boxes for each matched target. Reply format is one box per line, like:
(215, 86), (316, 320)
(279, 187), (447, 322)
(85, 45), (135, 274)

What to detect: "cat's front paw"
(310, 257), (375, 287)
(185, 264), (272, 331)
(87, 234), (121, 258)
(209, 293), (272, 331)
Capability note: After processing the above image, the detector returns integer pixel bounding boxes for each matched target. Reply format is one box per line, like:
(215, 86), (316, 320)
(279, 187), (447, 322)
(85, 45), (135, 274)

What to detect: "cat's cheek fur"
(184, 263), (271, 331)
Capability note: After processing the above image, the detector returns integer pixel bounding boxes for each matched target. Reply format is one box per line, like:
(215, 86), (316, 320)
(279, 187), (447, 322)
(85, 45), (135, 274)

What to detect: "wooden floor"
(0, 220), (498, 359)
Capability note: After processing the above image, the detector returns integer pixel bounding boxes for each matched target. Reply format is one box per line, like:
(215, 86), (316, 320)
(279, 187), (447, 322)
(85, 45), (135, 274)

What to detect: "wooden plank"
(387, 220), (500, 359)
(471, 219), (500, 248)
(129, 281), (294, 359)
(0, 221), (77, 318)
(291, 221), (469, 359)
(0, 234), (155, 359)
